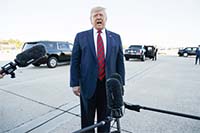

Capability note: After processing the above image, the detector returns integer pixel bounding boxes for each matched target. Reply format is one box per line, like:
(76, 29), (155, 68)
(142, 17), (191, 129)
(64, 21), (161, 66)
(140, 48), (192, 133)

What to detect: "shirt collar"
(93, 28), (106, 35)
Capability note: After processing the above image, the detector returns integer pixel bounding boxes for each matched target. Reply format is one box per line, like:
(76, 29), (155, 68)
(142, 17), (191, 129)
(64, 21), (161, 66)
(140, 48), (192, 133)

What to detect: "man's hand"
(72, 86), (80, 96)
(0, 70), (5, 79)
(0, 74), (5, 79)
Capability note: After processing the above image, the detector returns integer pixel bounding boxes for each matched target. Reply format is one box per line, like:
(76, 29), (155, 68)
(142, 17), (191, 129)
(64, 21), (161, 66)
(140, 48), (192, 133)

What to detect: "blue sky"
(1, 0), (200, 47)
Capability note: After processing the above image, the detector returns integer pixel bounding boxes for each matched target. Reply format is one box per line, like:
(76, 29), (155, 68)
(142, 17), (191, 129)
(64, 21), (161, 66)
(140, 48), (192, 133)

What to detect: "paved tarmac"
(0, 55), (200, 133)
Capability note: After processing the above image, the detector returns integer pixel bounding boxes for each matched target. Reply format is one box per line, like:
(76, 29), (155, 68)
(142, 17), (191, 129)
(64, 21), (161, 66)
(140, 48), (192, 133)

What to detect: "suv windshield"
(22, 42), (44, 51)
(22, 43), (33, 51)
(129, 45), (142, 49)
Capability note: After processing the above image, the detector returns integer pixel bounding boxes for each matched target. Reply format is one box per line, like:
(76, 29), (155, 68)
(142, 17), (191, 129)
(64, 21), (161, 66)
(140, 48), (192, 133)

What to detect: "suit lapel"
(106, 30), (112, 61)
(87, 29), (97, 60)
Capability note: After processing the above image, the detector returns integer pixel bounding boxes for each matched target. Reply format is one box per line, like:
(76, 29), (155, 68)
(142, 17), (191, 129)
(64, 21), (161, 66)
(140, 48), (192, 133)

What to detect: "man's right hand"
(0, 70), (5, 79)
(72, 86), (80, 96)
(0, 74), (5, 79)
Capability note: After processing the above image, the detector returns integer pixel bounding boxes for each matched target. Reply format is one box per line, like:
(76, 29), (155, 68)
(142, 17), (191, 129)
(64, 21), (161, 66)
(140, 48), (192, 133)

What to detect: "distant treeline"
(0, 39), (24, 49)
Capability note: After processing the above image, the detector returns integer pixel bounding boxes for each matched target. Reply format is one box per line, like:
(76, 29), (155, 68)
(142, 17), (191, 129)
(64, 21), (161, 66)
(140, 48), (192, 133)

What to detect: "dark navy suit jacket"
(70, 29), (125, 99)
(196, 48), (200, 57)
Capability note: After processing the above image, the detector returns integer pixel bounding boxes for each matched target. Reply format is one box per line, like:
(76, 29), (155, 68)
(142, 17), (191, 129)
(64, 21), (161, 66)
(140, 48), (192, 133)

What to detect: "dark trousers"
(152, 53), (157, 61)
(195, 56), (200, 64)
(80, 78), (110, 133)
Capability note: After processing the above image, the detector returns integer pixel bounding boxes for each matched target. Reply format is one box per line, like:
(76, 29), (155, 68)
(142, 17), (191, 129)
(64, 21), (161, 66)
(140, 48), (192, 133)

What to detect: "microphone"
(110, 73), (124, 96)
(106, 77), (124, 118)
(0, 45), (46, 78)
(15, 45), (46, 67)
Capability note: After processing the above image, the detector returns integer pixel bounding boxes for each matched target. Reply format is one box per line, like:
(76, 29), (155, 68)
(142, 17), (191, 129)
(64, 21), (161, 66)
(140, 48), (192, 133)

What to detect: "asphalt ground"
(0, 55), (200, 133)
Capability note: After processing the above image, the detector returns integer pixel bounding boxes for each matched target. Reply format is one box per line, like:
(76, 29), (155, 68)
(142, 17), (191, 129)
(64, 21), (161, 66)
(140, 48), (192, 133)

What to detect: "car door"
(57, 42), (71, 62)
(145, 46), (154, 58)
(191, 47), (197, 55)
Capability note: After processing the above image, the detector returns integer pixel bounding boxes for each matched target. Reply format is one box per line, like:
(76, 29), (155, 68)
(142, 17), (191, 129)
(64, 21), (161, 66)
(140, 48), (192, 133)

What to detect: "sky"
(1, 0), (200, 48)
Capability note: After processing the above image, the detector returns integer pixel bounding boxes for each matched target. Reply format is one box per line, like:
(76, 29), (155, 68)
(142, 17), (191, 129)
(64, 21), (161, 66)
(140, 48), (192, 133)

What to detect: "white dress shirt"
(93, 28), (107, 57)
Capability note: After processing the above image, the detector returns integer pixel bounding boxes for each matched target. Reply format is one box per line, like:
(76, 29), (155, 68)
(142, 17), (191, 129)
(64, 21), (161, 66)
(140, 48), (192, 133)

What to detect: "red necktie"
(97, 30), (105, 80)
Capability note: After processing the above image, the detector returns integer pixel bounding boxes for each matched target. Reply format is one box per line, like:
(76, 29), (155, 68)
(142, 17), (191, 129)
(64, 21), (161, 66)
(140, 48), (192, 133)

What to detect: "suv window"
(185, 47), (192, 51)
(147, 47), (153, 51)
(58, 43), (70, 50)
(45, 42), (57, 50)
(192, 47), (197, 51)
(22, 43), (33, 51)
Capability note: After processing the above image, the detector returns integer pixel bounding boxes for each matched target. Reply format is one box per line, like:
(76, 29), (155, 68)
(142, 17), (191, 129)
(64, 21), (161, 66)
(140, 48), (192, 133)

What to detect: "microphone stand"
(73, 117), (122, 133)
(110, 108), (124, 133)
(72, 117), (113, 133)
(73, 107), (124, 133)
(124, 102), (200, 121)
(73, 102), (200, 133)
(115, 118), (121, 133)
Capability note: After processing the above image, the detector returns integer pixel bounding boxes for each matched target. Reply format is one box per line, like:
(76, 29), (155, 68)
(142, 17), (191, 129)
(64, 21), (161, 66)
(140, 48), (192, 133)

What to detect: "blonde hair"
(90, 6), (107, 21)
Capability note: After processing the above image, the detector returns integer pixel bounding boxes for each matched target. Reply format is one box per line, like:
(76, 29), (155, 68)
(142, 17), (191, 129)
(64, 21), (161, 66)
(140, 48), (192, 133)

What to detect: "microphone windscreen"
(106, 78), (123, 109)
(110, 73), (124, 95)
(15, 45), (46, 67)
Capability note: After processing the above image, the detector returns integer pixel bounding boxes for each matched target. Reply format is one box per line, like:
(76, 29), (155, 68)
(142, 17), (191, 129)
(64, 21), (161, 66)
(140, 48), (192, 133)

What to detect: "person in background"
(195, 45), (200, 65)
(70, 6), (125, 133)
(153, 47), (158, 61)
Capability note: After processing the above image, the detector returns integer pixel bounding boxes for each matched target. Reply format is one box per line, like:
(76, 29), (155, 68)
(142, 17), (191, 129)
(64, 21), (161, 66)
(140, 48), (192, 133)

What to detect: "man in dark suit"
(152, 47), (158, 61)
(70, 6), (125, 133)
(195, 45), (200, 65)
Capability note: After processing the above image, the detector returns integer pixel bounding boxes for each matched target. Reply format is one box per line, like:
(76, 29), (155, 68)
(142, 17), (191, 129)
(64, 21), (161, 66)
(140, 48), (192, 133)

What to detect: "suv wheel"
(125, 57), (129, 61)
(47, 57), (57, 68)
(183, 53), (188, 57)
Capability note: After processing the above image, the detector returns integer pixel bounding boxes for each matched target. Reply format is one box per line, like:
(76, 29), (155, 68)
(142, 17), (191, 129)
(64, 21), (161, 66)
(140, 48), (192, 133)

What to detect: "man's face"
(91, 11), (107, 30)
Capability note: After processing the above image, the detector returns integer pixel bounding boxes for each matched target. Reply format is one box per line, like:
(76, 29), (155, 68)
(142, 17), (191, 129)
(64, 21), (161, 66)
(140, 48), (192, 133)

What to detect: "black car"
(178, 47), (197, 57)
(124, 45), (146, 61)
(22, 41), (73, 68)
(124, 45), (157, 61)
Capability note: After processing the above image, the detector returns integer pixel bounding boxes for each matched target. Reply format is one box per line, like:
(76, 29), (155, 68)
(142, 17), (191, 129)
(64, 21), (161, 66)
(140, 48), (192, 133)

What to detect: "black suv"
(124, 45), (157, 61)
(22, 41), (73, 68)
(178, 47), (197, 57)
(124, 45), (146, 61)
